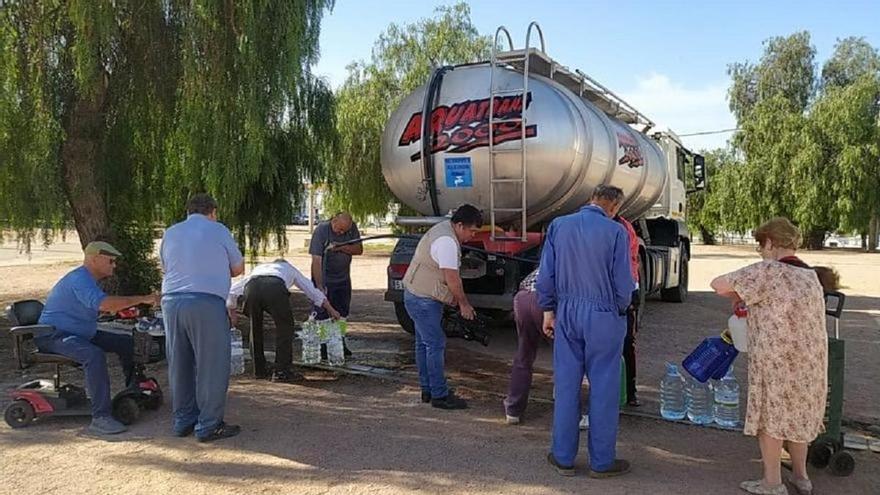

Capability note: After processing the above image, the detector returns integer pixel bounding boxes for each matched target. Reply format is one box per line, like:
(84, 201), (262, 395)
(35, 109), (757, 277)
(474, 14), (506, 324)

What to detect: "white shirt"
(430, 236), (459, 270)
(227, 261), (326, 309)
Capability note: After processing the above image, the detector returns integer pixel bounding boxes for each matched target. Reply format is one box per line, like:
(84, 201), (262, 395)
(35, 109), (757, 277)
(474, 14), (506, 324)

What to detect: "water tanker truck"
(381, 23), (706, 336)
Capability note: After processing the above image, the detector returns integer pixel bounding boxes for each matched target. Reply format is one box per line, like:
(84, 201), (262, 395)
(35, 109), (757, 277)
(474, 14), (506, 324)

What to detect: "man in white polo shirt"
(228, 259), (341, 382)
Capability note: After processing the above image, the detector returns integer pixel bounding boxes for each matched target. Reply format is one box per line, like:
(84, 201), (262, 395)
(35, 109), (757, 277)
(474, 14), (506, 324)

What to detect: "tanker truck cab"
(381, 22), (705, 336)
(637, 130), (704, 303)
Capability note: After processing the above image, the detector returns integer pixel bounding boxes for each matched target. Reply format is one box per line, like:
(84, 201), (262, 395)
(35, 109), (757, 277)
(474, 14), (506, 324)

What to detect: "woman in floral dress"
(711, 217), (839, 495)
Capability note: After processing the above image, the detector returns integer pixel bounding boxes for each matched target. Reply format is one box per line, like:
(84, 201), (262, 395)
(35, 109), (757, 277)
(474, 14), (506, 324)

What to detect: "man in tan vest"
(403, 204), (482, 410)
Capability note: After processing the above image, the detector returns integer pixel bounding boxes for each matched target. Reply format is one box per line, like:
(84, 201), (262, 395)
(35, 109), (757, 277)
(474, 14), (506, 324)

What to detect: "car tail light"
(388, 263), (409, 279)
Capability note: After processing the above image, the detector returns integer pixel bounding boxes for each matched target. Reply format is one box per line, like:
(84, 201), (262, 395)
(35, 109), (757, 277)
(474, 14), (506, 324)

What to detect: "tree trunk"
(699, 226), (717, 245)
(60, 77), (112, 249)
(869, 214), (879, 252)
(803, 229), (826, 251)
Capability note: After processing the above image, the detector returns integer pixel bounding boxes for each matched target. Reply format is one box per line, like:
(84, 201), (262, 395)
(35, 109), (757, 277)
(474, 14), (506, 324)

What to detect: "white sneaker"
(506, 415), (521, 425)
(89, 416), (128, 435)
(579, 414), (589, 430)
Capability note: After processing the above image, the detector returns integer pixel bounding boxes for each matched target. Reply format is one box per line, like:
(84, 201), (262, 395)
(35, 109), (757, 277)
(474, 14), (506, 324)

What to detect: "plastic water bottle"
(686, 376), (715, 424)
(326, 322), (345, 367)
(714, 365), (741, 428)
(728, 304), (749, 352)
(230, 327), (245, 376)
(299, 319), (321, 365)
(660, 362), (687, 420)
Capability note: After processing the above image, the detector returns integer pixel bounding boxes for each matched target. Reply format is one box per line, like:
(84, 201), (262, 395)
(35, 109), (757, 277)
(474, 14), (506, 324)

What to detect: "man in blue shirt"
(537, 185), (634, 478)
(37, 241), (158, 435)
(160, 193), (244, 442)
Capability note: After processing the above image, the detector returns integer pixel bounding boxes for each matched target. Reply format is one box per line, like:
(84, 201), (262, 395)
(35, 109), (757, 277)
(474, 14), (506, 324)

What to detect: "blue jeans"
(35, 331), (134, 418)
(403, 290), (449, 399)
(162, 293), (231, 438)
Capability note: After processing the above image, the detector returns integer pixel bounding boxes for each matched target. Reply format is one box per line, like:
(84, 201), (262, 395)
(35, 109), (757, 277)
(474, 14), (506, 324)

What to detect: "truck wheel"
(661, 255), (688, 303)
(394, 303), (415, 334)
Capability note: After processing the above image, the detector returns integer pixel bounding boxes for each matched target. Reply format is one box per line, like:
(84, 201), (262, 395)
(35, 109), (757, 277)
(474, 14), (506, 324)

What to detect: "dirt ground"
(1, 229), (878, 494)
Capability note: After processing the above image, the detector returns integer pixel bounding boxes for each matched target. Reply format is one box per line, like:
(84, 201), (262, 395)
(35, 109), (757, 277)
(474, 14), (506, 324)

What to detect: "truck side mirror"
(693, 154), (707, 191)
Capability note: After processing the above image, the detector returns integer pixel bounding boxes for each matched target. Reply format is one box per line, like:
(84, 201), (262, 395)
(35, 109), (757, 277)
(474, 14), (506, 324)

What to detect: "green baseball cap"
(84, 241), (123, 258)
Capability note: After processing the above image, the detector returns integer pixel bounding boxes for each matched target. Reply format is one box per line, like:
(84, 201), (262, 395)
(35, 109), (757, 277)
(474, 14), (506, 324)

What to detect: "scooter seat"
(28, 352), (78, 366)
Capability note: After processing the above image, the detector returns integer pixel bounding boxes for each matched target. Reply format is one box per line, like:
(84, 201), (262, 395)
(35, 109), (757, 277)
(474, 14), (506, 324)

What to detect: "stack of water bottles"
(660, 306), (747, 428)
(319, 318), (346, 367)
(298, 316), (322, 365)
(230, 327), (246, 376)
(297, 315), (347, 367)
(660, 362), (741, 428)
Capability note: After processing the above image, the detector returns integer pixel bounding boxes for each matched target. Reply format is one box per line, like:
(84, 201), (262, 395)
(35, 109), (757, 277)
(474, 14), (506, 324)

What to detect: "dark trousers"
(504, 290), (546, 417)
(314, 279), (352, 318)
(243, 276), (296, 375)
(623, 289), (639, 399)
(36, 331), (134, 418)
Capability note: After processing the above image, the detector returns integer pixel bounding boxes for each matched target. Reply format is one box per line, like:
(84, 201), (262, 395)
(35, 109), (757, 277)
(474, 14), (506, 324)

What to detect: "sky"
(315, 0), (880, 151)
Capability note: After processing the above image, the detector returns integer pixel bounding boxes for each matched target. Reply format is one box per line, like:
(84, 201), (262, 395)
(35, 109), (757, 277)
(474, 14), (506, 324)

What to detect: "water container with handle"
(728, 304), (749, 352)
(298, 316), (321, 365)
(686, 376), (715, 424)
(714, 364), (741, 428)
(660, 362), (687, 420)
(682, 332), (738, 383)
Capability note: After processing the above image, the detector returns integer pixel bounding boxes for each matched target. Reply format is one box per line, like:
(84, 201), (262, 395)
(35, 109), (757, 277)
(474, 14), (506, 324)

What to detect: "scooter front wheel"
(112, 397), (140, 426)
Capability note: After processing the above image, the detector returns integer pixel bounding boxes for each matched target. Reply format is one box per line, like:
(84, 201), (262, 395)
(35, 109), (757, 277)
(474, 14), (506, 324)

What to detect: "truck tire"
(661, 255), (688, 303)
(394, 302), (415, 334)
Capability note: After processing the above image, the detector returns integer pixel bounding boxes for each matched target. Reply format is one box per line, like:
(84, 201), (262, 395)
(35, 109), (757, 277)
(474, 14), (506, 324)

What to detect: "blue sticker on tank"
(445, 157), (473, 188)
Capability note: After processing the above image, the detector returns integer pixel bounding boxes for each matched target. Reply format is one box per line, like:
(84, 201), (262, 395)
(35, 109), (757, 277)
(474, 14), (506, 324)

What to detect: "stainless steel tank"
(381, 64), (668, 226)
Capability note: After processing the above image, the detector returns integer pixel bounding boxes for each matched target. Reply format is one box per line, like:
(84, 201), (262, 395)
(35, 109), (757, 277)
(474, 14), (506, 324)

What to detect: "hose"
(324, 233), (540, 265)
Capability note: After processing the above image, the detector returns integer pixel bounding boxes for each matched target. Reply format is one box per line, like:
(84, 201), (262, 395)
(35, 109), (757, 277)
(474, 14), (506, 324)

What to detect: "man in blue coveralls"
(537, 185), (634, 478)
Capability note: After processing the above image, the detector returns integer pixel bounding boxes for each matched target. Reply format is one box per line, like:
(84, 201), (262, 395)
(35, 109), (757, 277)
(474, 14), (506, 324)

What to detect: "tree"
(687, 147), (740, 244)
(728, 32), (816, 123)
(809, 75), (880, 250)
(822, 36), (880, 89)
(726, 32), (827, 248)
(820, 37), (880, 250)
(328, 2), (492, 217)
(0, 0), (336, 293)
(724, 32), (880, 250)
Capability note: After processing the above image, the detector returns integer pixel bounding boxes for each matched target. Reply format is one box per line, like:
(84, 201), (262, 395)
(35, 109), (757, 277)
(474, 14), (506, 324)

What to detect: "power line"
(678, 128), (740, 137)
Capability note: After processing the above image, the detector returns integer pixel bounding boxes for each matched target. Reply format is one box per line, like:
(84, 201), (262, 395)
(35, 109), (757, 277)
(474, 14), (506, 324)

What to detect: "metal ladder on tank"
(487, 22), (544, 242)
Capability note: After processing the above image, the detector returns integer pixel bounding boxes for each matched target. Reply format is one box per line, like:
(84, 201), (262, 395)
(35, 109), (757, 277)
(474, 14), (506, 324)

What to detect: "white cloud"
(619, 73), (736, 152)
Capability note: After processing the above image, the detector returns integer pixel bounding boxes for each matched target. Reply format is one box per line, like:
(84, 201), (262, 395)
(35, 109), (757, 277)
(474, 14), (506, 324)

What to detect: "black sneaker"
(420, 390), (431, 403)
(271, 369), (304, 383)
(173, 424), (195, 437)
(589, 459), (631, 479)
(343, 341), (353, 357)
(197, 422), (241, 443)
(431, 392), (468, 410)
(547, 453), (576, 477)
(626, 397), (641, 407)
(254, 364), (274, 380)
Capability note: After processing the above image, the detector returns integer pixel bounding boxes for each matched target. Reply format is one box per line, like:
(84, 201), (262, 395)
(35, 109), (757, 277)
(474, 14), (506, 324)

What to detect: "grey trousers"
(162, 293), (231, 438)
